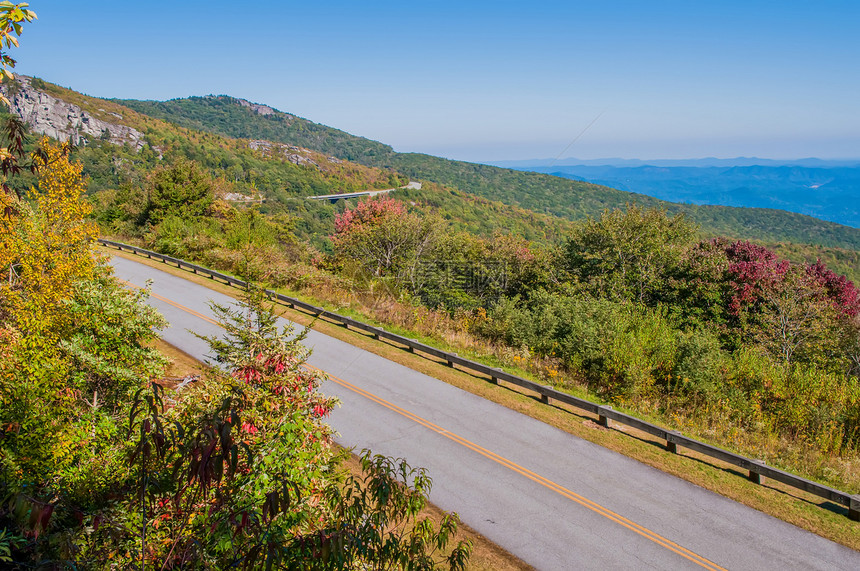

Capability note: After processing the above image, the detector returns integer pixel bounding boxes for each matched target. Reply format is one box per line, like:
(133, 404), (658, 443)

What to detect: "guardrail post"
(597, 406), (612, 428)
(850, 496), (860, 521)
(372, 328), (380, 340)
(447, 353), (457, 367)
(666, 430), (681, 454)
(490, 368), (501, 384)
(748, 460), (766, 485)
(540, 390), (550, 405)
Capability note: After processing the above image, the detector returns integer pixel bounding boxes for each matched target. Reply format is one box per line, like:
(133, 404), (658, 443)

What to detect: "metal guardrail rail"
(100, 238), (860, 521)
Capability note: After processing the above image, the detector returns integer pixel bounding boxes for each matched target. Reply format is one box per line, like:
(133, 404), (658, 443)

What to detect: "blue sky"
(12, 1), (860, 162)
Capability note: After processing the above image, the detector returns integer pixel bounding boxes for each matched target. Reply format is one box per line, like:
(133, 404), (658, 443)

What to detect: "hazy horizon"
(488, 156), (860, 166)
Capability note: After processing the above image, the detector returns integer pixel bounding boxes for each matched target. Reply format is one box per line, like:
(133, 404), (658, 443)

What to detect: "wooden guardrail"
(100, 238), (860, 521)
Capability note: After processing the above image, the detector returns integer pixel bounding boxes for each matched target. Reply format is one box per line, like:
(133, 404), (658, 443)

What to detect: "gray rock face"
(0, 76), (145, 150)
(234, 97), (277, 117)
(249, 139), (319, 168)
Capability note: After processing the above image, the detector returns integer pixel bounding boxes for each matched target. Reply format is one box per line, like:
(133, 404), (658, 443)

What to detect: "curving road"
(112, 254), (860, 570)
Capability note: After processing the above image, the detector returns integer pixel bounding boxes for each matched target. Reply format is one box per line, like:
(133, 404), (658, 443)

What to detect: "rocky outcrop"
(233, 97), (278, 117)
(249, 139), (319, 168)
(0, 76), (145, 150)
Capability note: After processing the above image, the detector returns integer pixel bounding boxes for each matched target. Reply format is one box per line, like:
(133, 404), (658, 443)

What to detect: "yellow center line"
(122, 276), (726, 571)
(119, 279), (221, 327)
(311, 365), (725, 571)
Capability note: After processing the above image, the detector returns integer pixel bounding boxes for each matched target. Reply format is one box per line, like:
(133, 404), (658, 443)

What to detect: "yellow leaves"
(1, 139), (98, 342)
(0, 3), (37, 29)
(0, 2), (36, 81)
(0, 189), (20, 266)
(0, 326), (19, 357)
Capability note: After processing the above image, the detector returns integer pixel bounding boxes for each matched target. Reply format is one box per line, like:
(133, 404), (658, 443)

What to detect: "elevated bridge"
(308, 181), (421, 203)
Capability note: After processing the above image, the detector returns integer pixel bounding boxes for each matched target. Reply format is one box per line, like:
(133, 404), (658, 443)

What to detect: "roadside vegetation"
(94, 169), (860, 496)
(3, 5), (860, 561)
(0, 9), (474, 567)
(0, 141), (473, 568)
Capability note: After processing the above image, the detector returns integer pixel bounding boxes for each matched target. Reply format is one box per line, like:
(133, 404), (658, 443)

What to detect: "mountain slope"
(0, 78), (573, 244)
(114, 95), (393, 163)
(116, 95), (860, 250)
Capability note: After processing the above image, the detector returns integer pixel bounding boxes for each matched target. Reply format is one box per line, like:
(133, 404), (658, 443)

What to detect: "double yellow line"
(130, 279), (726, 570)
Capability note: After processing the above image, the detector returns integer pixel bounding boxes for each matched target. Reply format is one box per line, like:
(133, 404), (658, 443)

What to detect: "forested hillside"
(118, 95), (860, 250)
(1, 78), (572, 248)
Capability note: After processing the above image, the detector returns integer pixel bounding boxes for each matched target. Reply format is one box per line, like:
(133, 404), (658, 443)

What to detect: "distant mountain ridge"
(114, 95), (395, 164)
(0, 78), (575, 245)
(499, 163), (860, 228)
(492, 157), (860, 168)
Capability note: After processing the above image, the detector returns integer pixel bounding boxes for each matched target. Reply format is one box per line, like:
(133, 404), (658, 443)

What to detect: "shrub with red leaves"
(723, 240), (791, 316)
(806, 259), (860, 318)
(333, 195), (406, 237)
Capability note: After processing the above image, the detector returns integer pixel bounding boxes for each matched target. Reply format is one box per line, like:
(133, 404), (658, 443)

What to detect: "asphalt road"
(112, 254), (860, 570)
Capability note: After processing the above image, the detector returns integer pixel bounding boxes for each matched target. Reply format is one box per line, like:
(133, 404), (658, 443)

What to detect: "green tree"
(561, 205), (697, 304)
(144, 159), (214, 223)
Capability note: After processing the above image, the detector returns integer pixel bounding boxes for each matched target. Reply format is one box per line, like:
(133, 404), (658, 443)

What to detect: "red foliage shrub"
(333, 196), (406, 236)
(806, 259), (860, 317)
(720, 240), (860, 321)
(723, 240), (790, 315)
